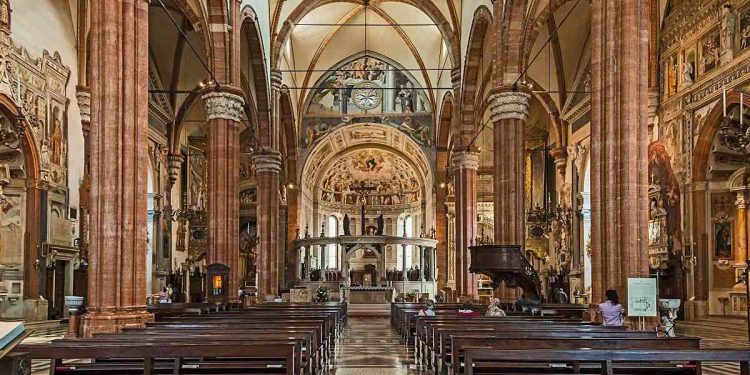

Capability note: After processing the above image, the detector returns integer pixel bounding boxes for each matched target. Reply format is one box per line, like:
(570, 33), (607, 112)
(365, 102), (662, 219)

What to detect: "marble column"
(452, 151), (479, 297)
(203, 88), (244, 301)
(254, 150), (282, 297)
(82, 0), (152, 336)
(488, 89), (530, 246)
(590, 0), (650, 303)
(735, 192), (748, 266)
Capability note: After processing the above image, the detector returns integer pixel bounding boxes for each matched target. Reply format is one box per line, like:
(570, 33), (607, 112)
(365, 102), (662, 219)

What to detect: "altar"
(342, 286), (394, 304)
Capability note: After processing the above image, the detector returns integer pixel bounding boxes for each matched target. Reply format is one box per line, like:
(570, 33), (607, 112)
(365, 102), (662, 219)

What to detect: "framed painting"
(714, 221), (733, 259)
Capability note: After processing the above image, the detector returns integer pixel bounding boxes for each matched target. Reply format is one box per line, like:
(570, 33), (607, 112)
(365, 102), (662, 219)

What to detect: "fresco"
(303, 55), (433, 148)
(319, 149), (420, 206)
(648, 143), (683, 256)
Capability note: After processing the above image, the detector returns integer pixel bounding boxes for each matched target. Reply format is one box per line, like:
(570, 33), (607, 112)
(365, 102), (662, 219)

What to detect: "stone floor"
(22, 314), (750, 374)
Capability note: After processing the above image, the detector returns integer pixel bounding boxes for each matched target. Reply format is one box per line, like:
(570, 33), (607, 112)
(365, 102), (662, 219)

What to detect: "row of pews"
(15, 302), (347, 375)
(392, 302), (750, 374)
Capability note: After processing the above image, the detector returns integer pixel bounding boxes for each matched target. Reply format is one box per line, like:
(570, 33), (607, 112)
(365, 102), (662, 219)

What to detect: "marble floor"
(23, 315), (750, 374)
(327, 317), (427, 374)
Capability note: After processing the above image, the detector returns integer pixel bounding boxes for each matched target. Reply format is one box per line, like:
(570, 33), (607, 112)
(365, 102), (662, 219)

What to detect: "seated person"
(418, 300), (435, 316)
(458, 299), (480, 318)
(486, 297), (507, 317)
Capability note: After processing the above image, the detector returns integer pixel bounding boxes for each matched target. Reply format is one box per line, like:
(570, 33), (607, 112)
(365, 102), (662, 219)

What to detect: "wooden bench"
(463, 348), (750, 375)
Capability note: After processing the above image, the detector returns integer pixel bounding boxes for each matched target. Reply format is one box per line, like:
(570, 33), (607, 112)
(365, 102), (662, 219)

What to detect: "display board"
(627, 277), (657, 317)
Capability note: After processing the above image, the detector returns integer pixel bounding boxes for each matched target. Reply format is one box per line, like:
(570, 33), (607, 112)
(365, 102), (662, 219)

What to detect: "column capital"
(252, 150), (282, 174)
(451, 151), (479, 171)
(488, 89), (531, 122)
(202, 90), (245, 122)
(167, 153), (185, 186)
(76, 88), (91, 124)
(736, 193), (747, 209)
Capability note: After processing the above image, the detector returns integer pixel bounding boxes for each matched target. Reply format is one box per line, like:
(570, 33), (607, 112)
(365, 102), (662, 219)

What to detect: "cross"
(350, 181), (377, 234)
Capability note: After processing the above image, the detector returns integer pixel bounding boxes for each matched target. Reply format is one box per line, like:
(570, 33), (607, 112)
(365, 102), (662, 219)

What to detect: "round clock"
(351, 81), (382, 110)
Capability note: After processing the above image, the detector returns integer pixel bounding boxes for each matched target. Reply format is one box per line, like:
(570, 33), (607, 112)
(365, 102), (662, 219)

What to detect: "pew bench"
(463, 348), (750, 375)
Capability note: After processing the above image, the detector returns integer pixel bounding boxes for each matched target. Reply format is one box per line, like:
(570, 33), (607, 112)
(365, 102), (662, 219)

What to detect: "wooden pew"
(17, 341), (299, 375)
(463, 348), (750, 375)
(450, 335), (701, 374)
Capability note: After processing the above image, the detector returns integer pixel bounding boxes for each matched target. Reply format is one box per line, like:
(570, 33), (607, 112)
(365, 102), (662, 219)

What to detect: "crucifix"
(350, 181), (376, 235)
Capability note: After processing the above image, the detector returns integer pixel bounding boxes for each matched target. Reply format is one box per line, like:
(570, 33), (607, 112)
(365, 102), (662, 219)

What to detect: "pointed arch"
(460, 5), (493, 146)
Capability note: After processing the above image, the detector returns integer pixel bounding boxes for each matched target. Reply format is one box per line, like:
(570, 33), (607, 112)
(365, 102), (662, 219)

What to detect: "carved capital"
(736, 193), (747, 209)
(488, 90), (531, 122)
(167, 153), (184, 186)
(202, 91), (245, 122)
(549, 147), (568, 176)
(450, 151), (479, 171)
(76, 89), (91, 124)
(252, 150), (282, 174)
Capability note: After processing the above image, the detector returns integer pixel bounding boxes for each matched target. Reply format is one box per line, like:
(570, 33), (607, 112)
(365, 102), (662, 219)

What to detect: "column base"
(81, 309), (153, 338)
(683, 300), (708, 321)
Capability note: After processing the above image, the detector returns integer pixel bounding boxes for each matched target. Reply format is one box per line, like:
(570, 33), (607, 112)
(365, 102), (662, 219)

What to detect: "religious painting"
(692, 100), (718, 141)
(740, 4), (750, 51)
(186, 146), (206, 209)
(0, 193), (23, 265)
(666, 54), (678, 96)
(681, 47), (696, 87)
(648, 142), (683, 255)
(318, 149), (421, 207)
(714, 222), (733, 259)
(302, 54), (433, 149)
(700, 28), (721, 74)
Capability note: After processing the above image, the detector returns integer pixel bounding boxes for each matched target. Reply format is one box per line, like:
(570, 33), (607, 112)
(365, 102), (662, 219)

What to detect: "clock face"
(352, 81), (382, 110)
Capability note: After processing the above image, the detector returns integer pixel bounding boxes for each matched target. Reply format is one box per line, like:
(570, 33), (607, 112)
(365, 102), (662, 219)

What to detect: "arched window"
(327, 215), (338, 269)
(396, 215), (414, 270)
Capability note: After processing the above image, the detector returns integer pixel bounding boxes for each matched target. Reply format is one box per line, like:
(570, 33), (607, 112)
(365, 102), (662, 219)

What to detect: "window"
(327, 216), (338, 269)
(396, 215), (414, 270)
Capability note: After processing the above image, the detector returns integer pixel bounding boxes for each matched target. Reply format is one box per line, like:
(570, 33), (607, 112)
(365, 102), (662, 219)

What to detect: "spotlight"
(287, 183), (295, 189)
(439, 182), (446, 188)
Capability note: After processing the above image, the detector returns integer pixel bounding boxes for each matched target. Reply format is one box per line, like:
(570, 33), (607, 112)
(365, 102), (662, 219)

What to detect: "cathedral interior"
(2, 0), (750, 373)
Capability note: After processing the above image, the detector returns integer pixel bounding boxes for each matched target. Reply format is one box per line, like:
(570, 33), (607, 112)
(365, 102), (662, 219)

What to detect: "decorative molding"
(76, 89), (90, 124)
(450, 151), (479, 171)
(252, 150), (282, 174)
(488, 90), (531, 122)
(202, 91), (245, 122)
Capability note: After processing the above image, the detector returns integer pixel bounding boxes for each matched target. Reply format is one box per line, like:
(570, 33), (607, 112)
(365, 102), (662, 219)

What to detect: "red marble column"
(488, 89), (530, 299)
(452, 151), (479, 297)
(435, 150), (449, 288)
(590, 0), (650, 303)
(489, 89), (530, 246)
(82, 0), (152, 336)
(254, 151), (282, 298)
(202, 88), (245, 301)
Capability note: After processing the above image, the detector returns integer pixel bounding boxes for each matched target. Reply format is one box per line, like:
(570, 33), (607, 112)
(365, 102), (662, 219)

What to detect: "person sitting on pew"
(158, 287), (171, 303)
(599, 289), (625, 326)
(485, 298), (507, 317)
(418, 300), (435, 316)
(458, 299), (480, 318)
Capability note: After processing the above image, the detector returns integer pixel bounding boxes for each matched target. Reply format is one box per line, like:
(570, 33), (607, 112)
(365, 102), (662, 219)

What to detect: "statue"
(721, 4), (737, 62)
(343, 214), (351, 235)
(176, 219), (187, 252)
(376, 214), (384, 235)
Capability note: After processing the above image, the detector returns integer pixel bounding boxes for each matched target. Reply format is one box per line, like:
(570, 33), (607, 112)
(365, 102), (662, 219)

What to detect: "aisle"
(329, 317), (427, 374)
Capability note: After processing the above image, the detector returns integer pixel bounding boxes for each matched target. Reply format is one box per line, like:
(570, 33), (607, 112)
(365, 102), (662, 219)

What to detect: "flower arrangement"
(315, 286), (330, 302)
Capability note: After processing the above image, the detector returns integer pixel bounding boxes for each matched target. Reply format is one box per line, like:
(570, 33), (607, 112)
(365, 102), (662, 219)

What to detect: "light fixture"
(287, 183), (295, 189)
(439, 182), (446, 188)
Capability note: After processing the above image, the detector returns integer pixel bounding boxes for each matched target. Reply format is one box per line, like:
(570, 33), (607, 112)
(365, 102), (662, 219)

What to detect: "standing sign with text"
(627, 277), (657, 317)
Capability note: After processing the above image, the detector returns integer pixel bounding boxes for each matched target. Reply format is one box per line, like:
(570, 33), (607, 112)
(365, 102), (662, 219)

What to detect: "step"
(347, 303), (391, 317)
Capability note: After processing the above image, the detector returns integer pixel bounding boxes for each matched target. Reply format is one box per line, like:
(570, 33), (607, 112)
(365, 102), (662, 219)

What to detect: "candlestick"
(723, 86), (727, 117)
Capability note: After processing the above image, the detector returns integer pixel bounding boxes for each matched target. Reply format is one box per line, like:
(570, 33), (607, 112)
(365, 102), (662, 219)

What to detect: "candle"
(741, 93), (744, 125)
(723, 86), (727, 117)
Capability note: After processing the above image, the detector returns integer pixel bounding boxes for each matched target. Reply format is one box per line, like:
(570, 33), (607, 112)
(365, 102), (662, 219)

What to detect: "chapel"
(0, 0), (749, 374)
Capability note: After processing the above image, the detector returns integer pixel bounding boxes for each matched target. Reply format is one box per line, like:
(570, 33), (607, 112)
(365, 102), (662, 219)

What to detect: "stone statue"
(376, 214), (384, 235)
(343, 214), (351, 235)
(682, 60), (694, 86)
(50, 116), (63, 165)
(721, 4), (737, 62)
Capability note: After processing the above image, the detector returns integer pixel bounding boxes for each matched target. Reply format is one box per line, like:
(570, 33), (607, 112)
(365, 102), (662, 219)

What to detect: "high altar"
(292, 234), (438, 302)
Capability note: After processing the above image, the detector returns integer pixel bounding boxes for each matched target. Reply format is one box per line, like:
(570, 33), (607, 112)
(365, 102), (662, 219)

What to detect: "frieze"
(662, 0), (722, 51)
(686, 56), (750, 108)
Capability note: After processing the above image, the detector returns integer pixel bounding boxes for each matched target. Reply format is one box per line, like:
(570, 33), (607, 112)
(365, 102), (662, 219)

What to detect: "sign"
(627, 277), (657, 317)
